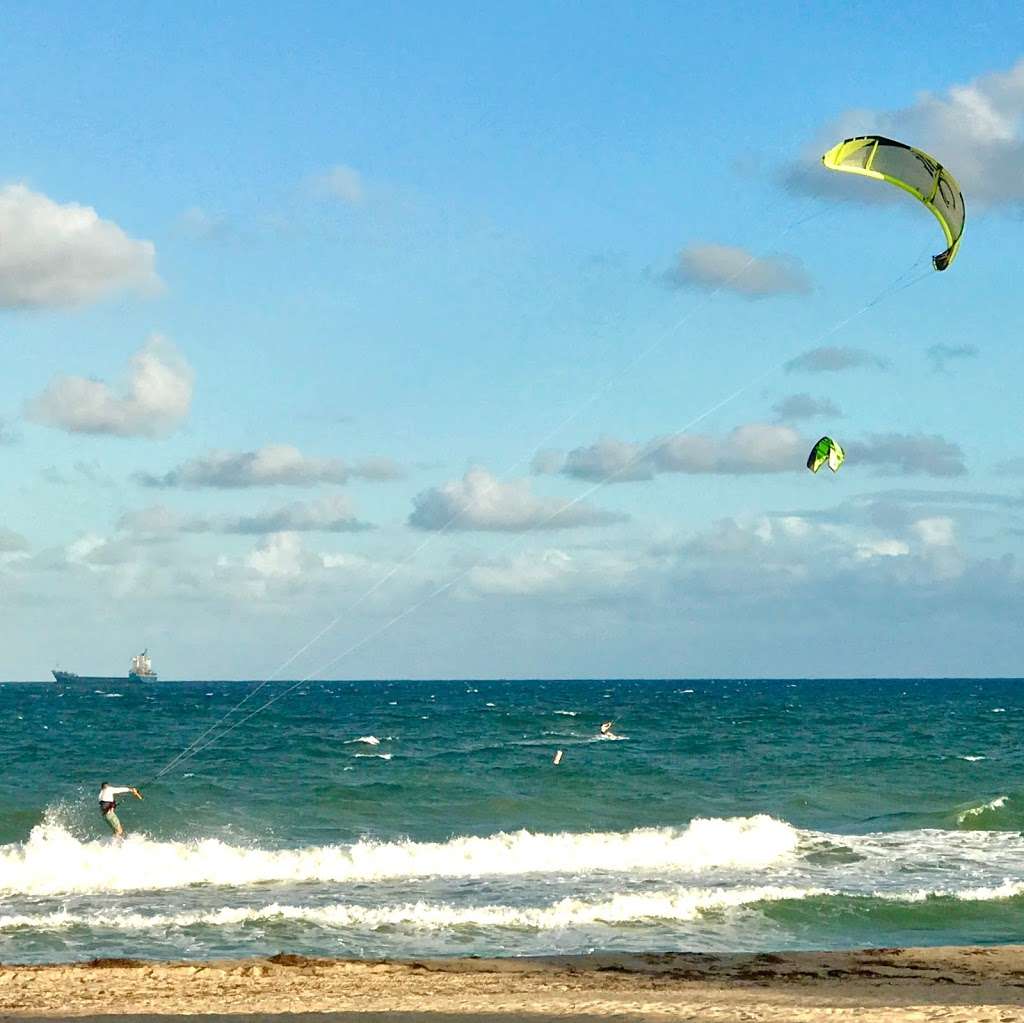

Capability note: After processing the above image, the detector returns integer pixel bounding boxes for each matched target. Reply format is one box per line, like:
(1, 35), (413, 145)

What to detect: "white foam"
(354, 752), (393, 760)
(877, 880), (1024, 903)
(0, 815), (799, 897)
(348, 735), (380, 745)
(0, 885), (821, 933)
(553, 710), (577, 716)
(958, 755), (986, 762)
(957, 796), (1008, 823)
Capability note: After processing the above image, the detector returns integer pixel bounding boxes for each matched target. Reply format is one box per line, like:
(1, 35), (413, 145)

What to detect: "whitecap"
(0, 884), (823, 933)
(0, 814), (799, 897)
(957, 796), (1008, 823)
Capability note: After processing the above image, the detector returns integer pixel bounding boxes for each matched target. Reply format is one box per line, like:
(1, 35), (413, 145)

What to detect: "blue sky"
(2, 2), (1024, 679)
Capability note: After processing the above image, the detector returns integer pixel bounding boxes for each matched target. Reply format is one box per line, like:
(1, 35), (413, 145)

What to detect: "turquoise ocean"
(1, 678), (1023, 964)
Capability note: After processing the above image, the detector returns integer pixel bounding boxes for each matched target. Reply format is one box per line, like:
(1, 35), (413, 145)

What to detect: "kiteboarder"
(98, 782), (143, 838)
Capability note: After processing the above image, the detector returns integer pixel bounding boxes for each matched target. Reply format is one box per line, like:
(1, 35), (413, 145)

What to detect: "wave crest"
(0, 814), (798, 896)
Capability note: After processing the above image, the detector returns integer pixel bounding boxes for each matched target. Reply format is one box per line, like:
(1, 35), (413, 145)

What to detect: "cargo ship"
(52, 649), (158, 684)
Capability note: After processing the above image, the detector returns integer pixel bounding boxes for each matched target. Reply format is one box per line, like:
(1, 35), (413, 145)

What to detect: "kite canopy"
(821, 135), (965, 271)
(807, 437), (845, 474)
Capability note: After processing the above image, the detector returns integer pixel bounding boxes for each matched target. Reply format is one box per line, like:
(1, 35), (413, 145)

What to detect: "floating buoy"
(553, 749), (563, 765)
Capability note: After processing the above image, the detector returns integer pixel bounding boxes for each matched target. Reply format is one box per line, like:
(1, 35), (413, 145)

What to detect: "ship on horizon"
(52, 649), (158, 684)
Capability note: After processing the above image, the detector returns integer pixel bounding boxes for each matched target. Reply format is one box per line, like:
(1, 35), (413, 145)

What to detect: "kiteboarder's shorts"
(101, 807), (122, 835)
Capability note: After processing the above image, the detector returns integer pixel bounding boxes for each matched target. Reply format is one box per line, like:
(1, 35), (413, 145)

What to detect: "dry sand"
(2, 947), (1024, 1022)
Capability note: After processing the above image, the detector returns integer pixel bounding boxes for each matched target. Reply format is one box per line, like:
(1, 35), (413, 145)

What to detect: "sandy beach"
(2, 947), (1024, 1022)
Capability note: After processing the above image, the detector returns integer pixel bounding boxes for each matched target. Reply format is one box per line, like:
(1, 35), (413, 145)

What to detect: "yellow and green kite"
(822, 135), (965, 271)
(807, 437), (845, 474)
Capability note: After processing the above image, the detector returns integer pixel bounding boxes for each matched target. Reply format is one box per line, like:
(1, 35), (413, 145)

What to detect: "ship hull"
(128, 671), (159, 682)
(52, 671), (127, 685)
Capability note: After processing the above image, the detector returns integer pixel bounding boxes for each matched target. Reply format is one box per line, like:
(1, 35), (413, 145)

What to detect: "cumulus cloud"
(926, 343), (979, 372)
(25, 336), (193, 438)
(542, 425), (805, 483)
(120, 496), (371, 536)
(667, 243), (812, 298)
(245, 532), (308, 578)
(409, 467), (626, 532)
(785, 346), (890, 373)
(846, 433), (967, 477)
(681, 505), (969, 588)
(0, 184), (159, 308)
(224, 496), (372, 534)
(772, 393), (843, 421)
(313, 164), (365, 205)
(136, 444), (400, 488)
(785, 59), (1024, 208)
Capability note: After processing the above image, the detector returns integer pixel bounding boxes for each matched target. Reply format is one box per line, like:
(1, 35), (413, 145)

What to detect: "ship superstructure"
(129, 649), (157, 682)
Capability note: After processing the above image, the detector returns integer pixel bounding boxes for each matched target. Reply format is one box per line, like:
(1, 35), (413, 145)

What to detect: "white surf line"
(152, 199), (824, 780)
(163, 260), (931, 774)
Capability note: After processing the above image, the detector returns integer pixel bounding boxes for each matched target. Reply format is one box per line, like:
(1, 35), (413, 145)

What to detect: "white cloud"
(914, 516), (956, 547)
(245, 532), (307, 578)
(223, 496), (372, 534)
(855, 538), (910, 560)
(787, 59), (1024, 207)
(313, 164), (365, 205)
(0, 184), (159, 308)
(120, 496), (371, 536)
(136, 444), (400, 488)
(546, 424), (806, 483)
(25, 336), (193, 438)
(847, 433), (967, 478)
(409, 467), (627, 532)
(465, 547), (639, 598)
(667, 243), (811, 298)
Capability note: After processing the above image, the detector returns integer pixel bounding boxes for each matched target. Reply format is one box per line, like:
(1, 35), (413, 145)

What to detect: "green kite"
(807, 436), (845, 474)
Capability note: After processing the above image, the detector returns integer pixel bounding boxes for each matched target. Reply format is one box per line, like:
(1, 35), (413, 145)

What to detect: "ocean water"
(1, 677), (1023, 964)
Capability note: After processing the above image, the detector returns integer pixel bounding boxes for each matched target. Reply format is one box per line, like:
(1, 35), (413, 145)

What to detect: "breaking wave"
(5, 881), (1024, 936)
(0, 815), (798, 897)
(0, 885), (818, 933)
(957, 796), (1009, 824)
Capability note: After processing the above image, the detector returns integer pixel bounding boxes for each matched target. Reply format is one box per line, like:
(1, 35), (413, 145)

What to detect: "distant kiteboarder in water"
(98, 782), (142, 838)
(599, 721), (616, 737)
